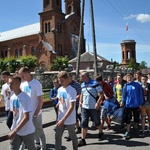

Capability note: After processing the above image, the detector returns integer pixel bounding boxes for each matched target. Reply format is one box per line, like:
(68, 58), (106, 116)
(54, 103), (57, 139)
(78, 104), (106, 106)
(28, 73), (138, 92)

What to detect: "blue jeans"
(81, 108), (100, 128)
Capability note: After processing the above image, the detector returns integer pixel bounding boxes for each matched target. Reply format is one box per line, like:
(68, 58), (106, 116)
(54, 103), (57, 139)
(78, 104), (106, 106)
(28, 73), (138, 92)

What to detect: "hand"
(95, 102), (100, 110)
(56, 119), (65, 127)
(8, 130), (16, 139)
(120, 102), (124, 107)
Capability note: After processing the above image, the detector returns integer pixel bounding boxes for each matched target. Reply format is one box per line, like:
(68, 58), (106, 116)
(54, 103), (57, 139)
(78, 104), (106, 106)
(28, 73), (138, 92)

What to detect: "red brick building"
(0, 0), (85, 70)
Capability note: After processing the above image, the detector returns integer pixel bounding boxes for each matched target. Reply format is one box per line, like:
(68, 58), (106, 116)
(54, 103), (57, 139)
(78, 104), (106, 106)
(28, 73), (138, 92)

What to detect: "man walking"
(18, 67), (46, 150)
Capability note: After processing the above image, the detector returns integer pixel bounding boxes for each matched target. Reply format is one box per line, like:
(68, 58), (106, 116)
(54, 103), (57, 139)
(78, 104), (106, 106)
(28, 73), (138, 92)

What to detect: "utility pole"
(90, 0), (98, 77)
(76, 0), (85, 80)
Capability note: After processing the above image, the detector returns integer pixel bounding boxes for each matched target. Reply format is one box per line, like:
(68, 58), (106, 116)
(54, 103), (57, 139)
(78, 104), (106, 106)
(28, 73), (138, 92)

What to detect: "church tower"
(37, 0), (85, 69)
(121, 40), (137, 65)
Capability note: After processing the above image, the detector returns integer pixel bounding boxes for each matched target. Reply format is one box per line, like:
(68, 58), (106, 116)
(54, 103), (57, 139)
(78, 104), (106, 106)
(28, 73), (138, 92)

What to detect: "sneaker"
(139, 132), (145, 138)
(78, 139), (86, 147)
(35, 143), (41, 150)
(124, 132), (130, 139)
(98, 132), (104, 141)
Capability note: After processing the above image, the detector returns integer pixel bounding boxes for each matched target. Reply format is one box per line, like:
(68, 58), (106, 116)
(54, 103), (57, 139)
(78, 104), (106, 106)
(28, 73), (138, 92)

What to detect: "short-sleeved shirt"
(81, 78), (103, 109)
(70, 80), (81, 106)
(20, 79), (43, 115)
(1, 83), (14, 111)
(10, 92), (35, 136)
(57, 85), (77, 125)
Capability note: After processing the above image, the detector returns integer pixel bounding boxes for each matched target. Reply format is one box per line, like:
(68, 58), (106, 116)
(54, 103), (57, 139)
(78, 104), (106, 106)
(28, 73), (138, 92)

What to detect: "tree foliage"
(0, 55), (38, 73)
(19, 55), (38, 69)
(139, 61), (148, 69)
(127, 58), (138, 70)
(50, 56), (69, 71)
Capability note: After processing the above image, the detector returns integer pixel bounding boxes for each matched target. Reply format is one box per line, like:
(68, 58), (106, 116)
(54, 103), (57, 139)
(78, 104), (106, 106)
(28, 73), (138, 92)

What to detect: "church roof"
(0, 23), (40, 42)
(69, 51), (110, 63)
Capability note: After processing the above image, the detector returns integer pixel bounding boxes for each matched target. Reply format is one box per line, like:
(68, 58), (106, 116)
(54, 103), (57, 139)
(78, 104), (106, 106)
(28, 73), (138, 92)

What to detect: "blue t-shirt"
(81, 78), (102, 109)
(50, 87), (59, 105)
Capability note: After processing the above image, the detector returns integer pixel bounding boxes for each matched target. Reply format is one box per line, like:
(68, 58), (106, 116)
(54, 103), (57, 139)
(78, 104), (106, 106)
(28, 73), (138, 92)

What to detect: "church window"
(31, 46), (36, 55)
(19, 48), (22, 56)
(58, 23), (61, 33)
(56, 0), (60, 6)
(44, 0), (50, 8)
(58, 44), (62, 55)
(48, 22), (50, 32)
(45, 23), (47, 33)
(15, 49), (19, 58)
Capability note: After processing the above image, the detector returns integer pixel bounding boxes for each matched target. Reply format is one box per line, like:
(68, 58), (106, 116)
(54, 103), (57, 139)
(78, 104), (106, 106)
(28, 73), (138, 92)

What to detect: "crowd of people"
(0, 68), (150, 150)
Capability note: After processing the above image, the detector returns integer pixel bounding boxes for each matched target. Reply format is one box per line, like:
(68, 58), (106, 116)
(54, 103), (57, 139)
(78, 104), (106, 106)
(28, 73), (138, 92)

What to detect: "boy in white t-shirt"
(8, 76), (36, 150)
(0, 71), (14, 129)
(18, 66), (46, 150)
(55, 71), (78, 150)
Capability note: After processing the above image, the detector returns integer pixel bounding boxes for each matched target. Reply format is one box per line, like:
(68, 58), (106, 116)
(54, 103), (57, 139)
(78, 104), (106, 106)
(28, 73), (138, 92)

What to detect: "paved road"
(0, 107), (150, 150)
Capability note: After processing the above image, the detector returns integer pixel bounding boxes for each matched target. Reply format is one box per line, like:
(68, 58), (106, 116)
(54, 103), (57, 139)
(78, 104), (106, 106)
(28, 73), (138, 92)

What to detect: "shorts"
(81, 108), (100, 128)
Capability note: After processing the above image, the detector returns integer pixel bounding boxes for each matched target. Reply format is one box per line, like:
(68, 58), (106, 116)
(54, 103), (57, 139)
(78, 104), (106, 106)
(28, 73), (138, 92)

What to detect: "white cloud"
(136, 14), (150, 23)
(124, 14), (150, 23)
(124, 14), (137, 20)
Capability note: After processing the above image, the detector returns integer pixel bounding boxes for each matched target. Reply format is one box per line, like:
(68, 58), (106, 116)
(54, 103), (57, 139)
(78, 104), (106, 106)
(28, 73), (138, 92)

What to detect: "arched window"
(67, 6), (72, 14)
(56, 0), (60, 6)
(44, 0), (49, 8)
(48, 22), (50, 32)
(127, 51), (130, 59)
(58, 44), (62, 55)
(31, 46), (36, 55)
(19, 48), (22, 56)
(45, 23), (47, 33)
(122, 51), (124, 59)
(15, 49), (19, 58)
(1, 51), (4, 59)
(5, 50), (7, 57)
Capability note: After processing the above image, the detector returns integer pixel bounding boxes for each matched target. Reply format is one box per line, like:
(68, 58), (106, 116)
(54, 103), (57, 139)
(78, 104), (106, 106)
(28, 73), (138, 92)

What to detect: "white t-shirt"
(57, 85), (77, 125)
(1, 83), (14, 111)
(10, 92), (35, 136)
(20, 79), (43, 115)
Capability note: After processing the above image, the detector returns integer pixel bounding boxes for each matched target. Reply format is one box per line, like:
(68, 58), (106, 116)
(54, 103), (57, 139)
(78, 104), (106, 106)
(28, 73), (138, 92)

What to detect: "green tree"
(50, 56), (69, 71)
(0, 58), (8, 73)
(139, 61), (148, 69)
(5, 57), (20, 73)
(19, 55), (38, 69)
(127, 58), (138, 70)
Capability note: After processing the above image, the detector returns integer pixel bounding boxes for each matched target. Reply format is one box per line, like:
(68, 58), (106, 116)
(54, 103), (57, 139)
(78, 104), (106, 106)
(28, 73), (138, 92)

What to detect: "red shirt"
(102, 81), (114, 100)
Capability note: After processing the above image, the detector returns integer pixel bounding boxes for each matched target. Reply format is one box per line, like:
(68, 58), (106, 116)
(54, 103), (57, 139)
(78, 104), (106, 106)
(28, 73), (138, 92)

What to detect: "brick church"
(0, 0), (85, 71)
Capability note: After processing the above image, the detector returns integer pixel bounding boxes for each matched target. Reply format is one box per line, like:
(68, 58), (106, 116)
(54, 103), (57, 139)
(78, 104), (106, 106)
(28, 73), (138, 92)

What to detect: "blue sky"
(0, 0), (150, 66)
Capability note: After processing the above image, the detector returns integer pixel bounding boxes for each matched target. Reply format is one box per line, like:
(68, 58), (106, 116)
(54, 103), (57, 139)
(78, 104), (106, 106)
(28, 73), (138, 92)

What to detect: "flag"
(126, 23), (128, 31)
